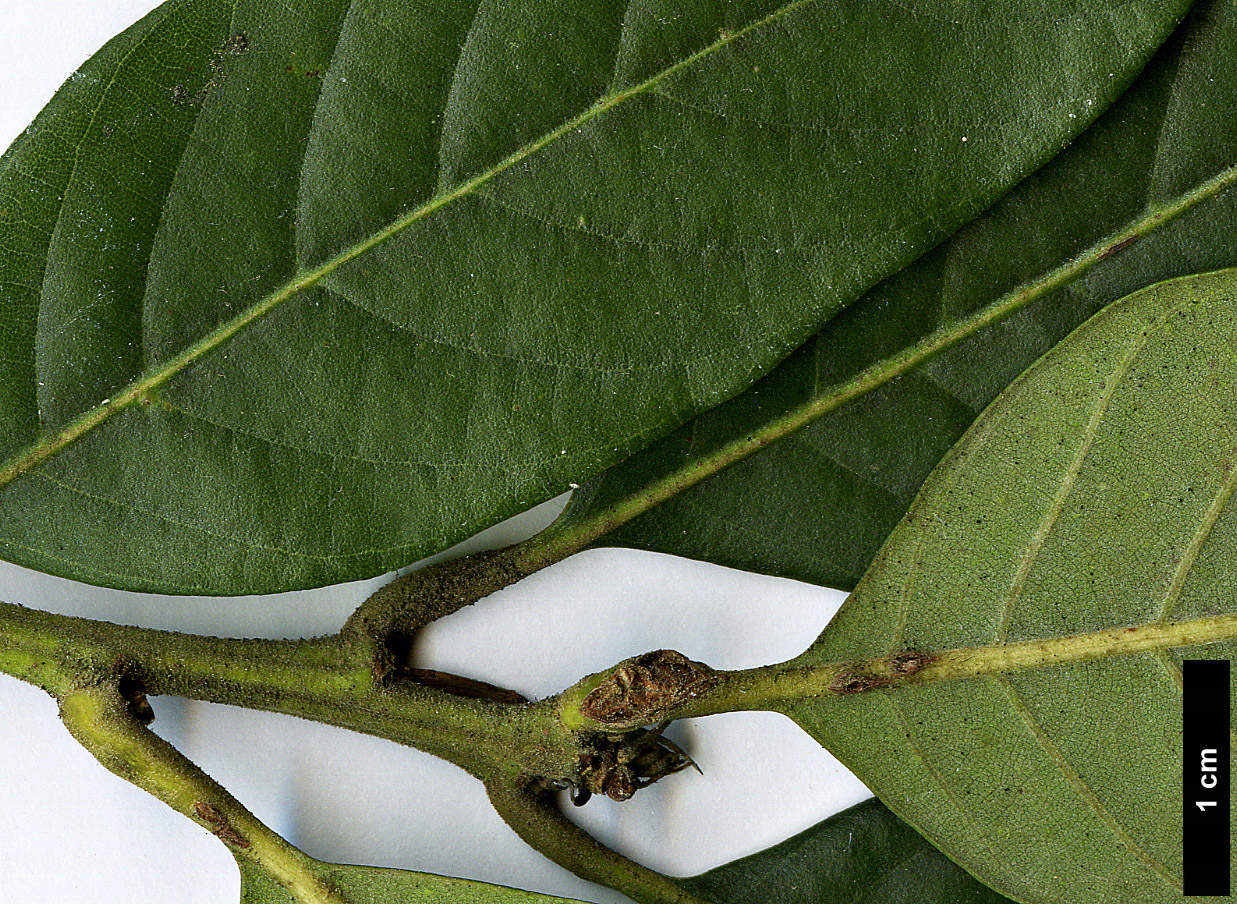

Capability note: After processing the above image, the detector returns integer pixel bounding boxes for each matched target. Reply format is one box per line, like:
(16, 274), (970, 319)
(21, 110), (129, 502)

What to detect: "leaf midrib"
(766, 612), (1237, 705)
(0, 0), (820, 492)
(918, 612), (1237, 683)
(520, 160), (1237, 571)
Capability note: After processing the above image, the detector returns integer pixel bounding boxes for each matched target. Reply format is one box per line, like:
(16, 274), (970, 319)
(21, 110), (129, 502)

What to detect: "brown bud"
(580, 650), (719, 725)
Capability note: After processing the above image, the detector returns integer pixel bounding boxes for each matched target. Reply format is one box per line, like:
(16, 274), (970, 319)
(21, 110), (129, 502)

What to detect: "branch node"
(572, 722), (700, 803)
(111, 656), (154, 724)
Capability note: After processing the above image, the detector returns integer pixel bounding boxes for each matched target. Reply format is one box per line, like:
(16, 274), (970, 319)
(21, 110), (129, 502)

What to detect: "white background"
(0, 4), (871, 902)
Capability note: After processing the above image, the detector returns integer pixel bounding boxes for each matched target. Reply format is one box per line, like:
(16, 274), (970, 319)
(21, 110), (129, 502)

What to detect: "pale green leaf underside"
(788, 269), (1237, 904)
(0, 0), (1187, 593)
(237, 856), (583, 904)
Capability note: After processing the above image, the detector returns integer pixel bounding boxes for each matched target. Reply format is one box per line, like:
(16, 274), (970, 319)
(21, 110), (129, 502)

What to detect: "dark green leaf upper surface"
(0, 0), (1188, 593)
(567, 0), (1237, 591)
(679, 798), (1014, 904)
(786, 270), (1237, 904)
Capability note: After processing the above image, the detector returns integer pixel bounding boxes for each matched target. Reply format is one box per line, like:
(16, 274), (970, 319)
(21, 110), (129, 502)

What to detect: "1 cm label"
(1196, 747), (1219, 811)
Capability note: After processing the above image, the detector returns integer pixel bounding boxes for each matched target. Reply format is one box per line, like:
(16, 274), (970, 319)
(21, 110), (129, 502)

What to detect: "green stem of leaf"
(340, 547), (535, 646)
(2, 597), (721, 900)
(560, 612), (1237, 730)
(59, 682), (353, 904)
(485, 780), (714, 904)
(0, 600), (582, 788)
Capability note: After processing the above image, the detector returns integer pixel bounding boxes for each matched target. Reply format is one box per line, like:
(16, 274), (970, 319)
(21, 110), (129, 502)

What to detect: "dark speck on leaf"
(221, 33), (249, 55)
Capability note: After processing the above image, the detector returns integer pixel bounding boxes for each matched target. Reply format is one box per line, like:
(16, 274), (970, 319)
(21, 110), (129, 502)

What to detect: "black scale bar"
(1184, 658), (1230, 896)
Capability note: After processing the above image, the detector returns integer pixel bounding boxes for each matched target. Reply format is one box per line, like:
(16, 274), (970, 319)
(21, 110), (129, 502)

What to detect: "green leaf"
(556, 0), (1237, 591)
(0, 0), (1189, 594)
(784, 269), (1237, 904)
(679, 798), (1014, 904)
(237, 856), (583, 903)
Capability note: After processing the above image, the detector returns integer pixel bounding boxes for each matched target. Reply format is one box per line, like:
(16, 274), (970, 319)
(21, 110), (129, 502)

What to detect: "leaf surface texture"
(565, 0), (1237, 591)
(0, 0), (1189, 592)
(787, 269), (1237, 904)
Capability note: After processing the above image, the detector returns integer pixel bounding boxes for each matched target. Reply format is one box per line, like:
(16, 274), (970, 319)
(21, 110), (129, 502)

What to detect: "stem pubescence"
(486, 779), (713, 904)
(60, 682), (352, 904)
